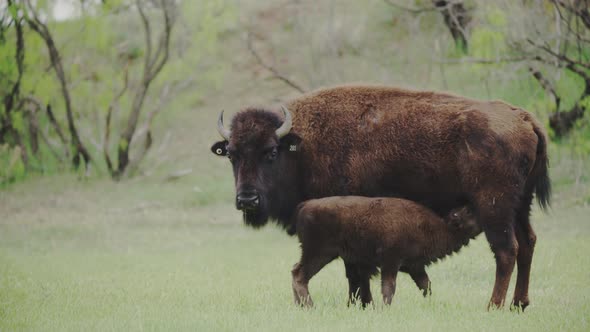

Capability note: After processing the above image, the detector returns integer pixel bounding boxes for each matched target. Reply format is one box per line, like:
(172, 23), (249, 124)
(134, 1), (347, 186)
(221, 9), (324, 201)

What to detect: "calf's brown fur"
(292, 196), (480, 307)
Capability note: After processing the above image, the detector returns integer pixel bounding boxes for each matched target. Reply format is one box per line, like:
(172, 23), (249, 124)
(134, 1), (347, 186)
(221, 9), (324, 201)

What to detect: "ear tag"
(216, 148), (223, 155)
(289, 145), (297, 152)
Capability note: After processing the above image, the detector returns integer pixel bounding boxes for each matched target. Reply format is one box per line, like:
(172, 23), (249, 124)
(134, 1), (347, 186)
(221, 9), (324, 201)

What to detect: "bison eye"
(266, 147), (278, 162)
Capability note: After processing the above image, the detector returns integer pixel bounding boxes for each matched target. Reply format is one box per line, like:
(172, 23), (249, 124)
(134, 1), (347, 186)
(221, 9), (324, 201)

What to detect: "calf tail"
(531, 121), (551, 211)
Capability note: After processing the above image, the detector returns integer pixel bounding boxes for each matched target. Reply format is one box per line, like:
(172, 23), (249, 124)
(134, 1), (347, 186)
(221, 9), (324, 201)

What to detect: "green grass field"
(1, 175), (589, 331)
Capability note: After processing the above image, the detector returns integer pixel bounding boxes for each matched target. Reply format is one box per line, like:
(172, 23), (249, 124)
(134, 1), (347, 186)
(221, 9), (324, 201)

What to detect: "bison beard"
(242, 199), (269, 228)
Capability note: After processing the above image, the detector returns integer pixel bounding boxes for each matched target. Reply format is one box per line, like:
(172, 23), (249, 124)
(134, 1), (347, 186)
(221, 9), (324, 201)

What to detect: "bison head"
(211, 107), (302, 229)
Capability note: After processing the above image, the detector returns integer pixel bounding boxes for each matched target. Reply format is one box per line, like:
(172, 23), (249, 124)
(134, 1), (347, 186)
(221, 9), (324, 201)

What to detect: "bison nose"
(236, 190), (260, 210)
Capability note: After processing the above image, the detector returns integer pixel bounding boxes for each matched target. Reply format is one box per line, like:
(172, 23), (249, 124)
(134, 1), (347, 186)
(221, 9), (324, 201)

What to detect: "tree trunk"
(549, 103), (586, 137)
(433, 0), (471, 52)
(24, 1), (92, 171)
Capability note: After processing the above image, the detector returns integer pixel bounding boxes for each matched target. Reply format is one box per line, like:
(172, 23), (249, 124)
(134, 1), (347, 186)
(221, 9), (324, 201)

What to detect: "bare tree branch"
(436, 56), (530, 64)
(527, 38), (590, 70)
(147, 0), (173, 81)
(113, 0), (177, 179)
(104, 61), (130, 175)
(124, 80), (174, 177)
(136, 0), (152, 78)
(19, 96), (64, 161)
(384, 0), (471, 50)
(383, 0), (439, 13)
(529, 66), (561, 112)
(43, 103), (69, 151)
(246, 32), (306, 93)
(552, 0), (590, 29)
(433, 0), (471, 51)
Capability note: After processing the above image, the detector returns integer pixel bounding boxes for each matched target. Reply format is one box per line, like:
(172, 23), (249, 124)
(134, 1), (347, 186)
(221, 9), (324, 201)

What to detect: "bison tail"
(531, 122), (551, 212)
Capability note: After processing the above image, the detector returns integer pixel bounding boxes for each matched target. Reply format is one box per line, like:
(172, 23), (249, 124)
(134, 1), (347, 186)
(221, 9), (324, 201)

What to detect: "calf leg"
(381, 265), (400, 305)
(358, 265), (374, 307)
(345, 262), (362, 305)
(512, 193), (537, 311)
(292, 262), (312, 307)
(292, 253), (336, 308)
(408, 266), (431, 297)
(345, 263), (375, 308)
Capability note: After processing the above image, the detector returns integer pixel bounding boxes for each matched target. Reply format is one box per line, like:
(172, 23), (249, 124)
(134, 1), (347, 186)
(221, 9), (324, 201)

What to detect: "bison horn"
(217, 110), (231, 141)
(275, 106), (293, 138)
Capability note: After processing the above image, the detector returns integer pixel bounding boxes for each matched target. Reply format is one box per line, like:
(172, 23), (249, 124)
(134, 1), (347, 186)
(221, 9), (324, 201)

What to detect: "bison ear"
(279, 133), (302, 152)
(211, 140), (228, 156)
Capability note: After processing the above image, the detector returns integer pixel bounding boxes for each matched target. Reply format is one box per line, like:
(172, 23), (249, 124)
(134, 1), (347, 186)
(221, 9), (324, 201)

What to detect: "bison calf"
(291, 196), (480, 307)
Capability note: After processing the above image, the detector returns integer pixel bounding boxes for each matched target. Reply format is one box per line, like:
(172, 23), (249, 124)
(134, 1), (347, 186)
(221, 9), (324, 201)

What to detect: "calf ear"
(211, 141), (228, 156)
(280, 133), (302, 152)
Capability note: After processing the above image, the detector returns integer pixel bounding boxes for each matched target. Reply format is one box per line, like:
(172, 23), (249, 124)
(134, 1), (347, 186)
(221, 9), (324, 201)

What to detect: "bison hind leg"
(511, 190), (537, 311)
(476, 191), (520, 310)
(381, 265), (400, 305)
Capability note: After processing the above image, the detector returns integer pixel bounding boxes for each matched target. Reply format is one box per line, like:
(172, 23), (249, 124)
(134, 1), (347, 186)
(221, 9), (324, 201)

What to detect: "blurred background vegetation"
(0, 0), (589, 205)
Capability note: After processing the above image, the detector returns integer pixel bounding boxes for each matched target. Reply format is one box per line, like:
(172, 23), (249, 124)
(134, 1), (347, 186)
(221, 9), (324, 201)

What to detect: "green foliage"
(0, 0), (235, 185)
(469, 8), (507, 59)
(0, 30), (17, 104)
(9, 112), (25, 133)
(118, 138), (128, 152)
(568, 99), (590, 157)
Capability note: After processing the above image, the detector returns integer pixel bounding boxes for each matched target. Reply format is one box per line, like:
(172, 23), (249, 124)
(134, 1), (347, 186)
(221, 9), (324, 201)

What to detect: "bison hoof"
(510, 299), (530, 312)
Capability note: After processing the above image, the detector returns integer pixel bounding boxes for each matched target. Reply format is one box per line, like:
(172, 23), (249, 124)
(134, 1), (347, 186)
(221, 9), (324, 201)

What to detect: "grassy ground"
(0, 176), (589, 331)
(2, 0), (590, 330)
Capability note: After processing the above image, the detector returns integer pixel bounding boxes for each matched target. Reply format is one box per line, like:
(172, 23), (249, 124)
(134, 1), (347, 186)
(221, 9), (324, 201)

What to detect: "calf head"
(211, 107), (302, 228)
(446, 206), (481, 238)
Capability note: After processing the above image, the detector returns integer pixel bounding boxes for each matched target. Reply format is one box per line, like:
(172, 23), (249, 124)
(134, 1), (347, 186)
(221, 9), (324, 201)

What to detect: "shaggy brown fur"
(210, 84), (550, 310)
(291, 196), (480, 307)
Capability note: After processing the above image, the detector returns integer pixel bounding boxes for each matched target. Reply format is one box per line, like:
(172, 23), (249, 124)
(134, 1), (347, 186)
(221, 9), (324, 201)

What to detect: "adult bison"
(210, 85), (550, 310)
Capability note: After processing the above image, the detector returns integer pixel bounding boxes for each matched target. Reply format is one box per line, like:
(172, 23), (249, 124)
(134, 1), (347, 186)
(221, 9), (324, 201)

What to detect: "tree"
(0, 0), (26, 163)
(0, 0), (181, 181)
(384, 0), (472, 52)
(22, 0), (92, 171)
(508, 0), (589, 136)
(394, 0), (589, 137)
(104, 0), (177, 179)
